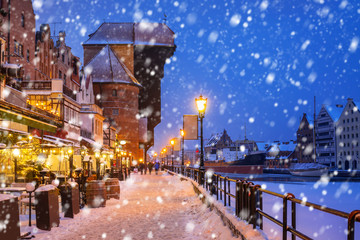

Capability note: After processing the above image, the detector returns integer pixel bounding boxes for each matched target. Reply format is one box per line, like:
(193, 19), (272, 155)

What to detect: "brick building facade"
(0, 0), (36, 81)
(83, 22), (176, 161)
(34, 24), (55, 80)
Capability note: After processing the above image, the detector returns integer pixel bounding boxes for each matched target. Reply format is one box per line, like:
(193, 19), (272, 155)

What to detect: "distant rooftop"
(83, 22), (175, 46)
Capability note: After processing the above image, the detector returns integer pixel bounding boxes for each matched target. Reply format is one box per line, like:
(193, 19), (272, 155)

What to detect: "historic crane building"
(83, 22), (176, 160)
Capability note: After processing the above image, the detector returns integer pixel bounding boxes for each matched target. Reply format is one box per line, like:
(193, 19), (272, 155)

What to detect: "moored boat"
(289, 163), (328, 177)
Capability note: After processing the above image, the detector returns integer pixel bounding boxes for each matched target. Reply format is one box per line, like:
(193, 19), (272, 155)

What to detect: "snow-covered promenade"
(29, 172), (239, 240)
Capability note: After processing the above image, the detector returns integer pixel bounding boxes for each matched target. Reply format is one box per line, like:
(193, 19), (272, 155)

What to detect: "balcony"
(27, 104), (61, 121)
(21, 81), (52, 90)
(80, 129), (93, 140)
(63, 84), (77, 101)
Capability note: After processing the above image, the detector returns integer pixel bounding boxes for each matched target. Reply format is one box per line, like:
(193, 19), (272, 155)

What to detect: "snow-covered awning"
(80, 137), (102, 150)
(43, 135), (79, 147)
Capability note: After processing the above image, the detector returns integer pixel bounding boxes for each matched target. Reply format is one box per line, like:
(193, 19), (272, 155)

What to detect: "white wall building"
(336, 98), (360, 170)
(315, 105), (343, 167)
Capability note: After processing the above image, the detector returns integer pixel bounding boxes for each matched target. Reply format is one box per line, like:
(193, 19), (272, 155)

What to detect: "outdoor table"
(0, 187), (26, 194)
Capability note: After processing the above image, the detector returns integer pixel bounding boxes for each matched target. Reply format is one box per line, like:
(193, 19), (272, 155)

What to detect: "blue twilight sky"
(34, 0), (360, 153)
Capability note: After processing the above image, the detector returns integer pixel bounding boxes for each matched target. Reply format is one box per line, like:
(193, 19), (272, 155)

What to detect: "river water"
(210, 172), (360, 240)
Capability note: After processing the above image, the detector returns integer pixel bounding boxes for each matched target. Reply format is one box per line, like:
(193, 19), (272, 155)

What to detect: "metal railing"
(168, 166), (360, 240)
(21, 80), (52, 90)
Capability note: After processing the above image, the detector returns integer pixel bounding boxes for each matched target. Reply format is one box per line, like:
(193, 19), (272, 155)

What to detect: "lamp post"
(95, 150), (100, 180)
(109, 153), (114, 177)
(170, 139), (175, 171)
(162, 148), (167, 169)
(195, 94), (207, 185)
(180, 129), (185, 174)
(12, 147), (20, 182)
(68, 147), (74, 181)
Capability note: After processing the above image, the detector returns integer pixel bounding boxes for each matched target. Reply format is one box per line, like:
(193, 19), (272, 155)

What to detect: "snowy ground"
(20, 172), (242, 240)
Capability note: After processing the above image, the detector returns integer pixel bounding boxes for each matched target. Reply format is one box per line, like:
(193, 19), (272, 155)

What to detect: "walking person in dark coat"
(148, 162), (154, 175)
(139, 162), (145, 175)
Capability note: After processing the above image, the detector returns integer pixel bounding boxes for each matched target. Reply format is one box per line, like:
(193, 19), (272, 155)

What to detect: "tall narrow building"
(336, 98), (360, 170)
(295, 113), (314, 163)
(83, 22), (176, 160)
(315, 105), (343, 167)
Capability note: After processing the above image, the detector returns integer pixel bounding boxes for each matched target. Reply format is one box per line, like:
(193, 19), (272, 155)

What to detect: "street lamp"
(180, 129), (185, 174)
(170, 139), (175, 171)
(162, 148), (167, 167)
(13, 147), (20, 182)
(195, 94), (207, 185)
(68, 147), (74, 181)
(95, 150), (100, 180)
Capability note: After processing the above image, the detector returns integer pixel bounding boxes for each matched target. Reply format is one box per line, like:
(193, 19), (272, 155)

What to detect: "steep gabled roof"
(85, 45), (141, 86)
(324, 105), (343, 122)
(83, 22), (175, 46)
(353, 101), (360, 112)
(205, 133), (222, 148)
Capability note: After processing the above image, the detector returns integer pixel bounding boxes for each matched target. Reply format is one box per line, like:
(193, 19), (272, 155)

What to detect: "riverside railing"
(167, 166), (360, 240)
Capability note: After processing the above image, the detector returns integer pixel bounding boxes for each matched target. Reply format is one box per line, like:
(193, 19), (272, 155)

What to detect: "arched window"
(352, 160), (357, 170)
(112, 89), (117, 97)
(345, 160), (350, 170)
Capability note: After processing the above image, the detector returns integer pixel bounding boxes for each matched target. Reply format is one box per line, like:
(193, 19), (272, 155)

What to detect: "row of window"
(339, 151), (360, 157)
(342, 117), (359, 124)
(339, 133), (359, 140)
(340, 125), (359, 132)
(339, 141), (359, 148)
(64, 105), (79, 125)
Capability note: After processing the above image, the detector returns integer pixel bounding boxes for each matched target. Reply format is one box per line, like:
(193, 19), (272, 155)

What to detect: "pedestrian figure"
(154, 161), (160, 175)
(139, 162), (145, 175)
(148, 162), (154, 175)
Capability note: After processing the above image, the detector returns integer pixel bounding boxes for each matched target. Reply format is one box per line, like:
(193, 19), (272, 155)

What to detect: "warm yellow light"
(154, 152), (158, 157)
(68, 149), (73, 154)
(140, 158), (143, 162)
(195, 95), (207, 113)
(129, 153), (131, 156)
(116, 148), (120, 152)
(102, 154), (106, 158)
(13, 148), (20, 157)
(170, 139), (175, 146)
(95, 152), (100, 158)
(163, 148), (167, 152)
(180, 129), (185, 137)
(110, 154), (114, 159)
(120, 140), (126, 145)
(28, 135), (33, 140)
